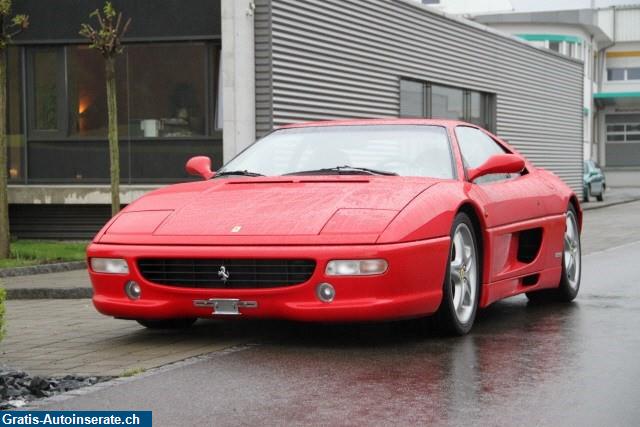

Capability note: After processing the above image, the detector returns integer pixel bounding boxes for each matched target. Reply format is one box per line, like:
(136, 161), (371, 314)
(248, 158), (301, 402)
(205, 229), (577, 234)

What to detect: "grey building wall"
(255, 0), (584, 191)
(255, 0), (274, 138)
(606, 144), (640, 167)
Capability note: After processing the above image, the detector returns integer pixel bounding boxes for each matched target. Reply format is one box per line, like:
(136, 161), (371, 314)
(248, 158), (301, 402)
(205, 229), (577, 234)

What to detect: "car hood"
(98, 176), (440, 245)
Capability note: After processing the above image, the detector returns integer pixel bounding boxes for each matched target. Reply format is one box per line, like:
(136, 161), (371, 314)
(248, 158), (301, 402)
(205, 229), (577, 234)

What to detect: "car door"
(454, 126), (561, 284)
(454, 126), (552, 227)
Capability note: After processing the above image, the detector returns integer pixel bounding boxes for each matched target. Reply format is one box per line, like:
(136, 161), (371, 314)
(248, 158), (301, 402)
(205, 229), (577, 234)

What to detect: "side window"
(455, 126), (510, 183)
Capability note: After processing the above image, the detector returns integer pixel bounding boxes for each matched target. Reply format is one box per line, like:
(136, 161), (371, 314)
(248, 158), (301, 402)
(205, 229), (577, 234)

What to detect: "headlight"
(325, 259), (388, 276)
(90, 258), (129, 274)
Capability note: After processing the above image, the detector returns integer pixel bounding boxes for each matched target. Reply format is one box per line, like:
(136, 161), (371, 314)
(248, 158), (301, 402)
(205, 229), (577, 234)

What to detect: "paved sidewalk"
(0, 299), (250, 376)
(3, 270), (91, 299)
(582, 186), (640, 210)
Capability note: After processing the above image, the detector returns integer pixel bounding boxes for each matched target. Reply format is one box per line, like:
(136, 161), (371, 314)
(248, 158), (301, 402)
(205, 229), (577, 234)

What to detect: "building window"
(399, 79), (496, 131)
(606, 114), (640, 142)
(627, 67), (640, 80)
(128, 44), (208, 138)
(7, 47), (24, 182)
(606, 67), (640, 81)
(67, 46), (128, 139)
(607, 68), (624, 81)
(399, 80), (425, 118)
(517, 35), (583, 59)
(431, 85), (464, 120)
(10, 42), (221, 184)
(28, 48), (65, 136)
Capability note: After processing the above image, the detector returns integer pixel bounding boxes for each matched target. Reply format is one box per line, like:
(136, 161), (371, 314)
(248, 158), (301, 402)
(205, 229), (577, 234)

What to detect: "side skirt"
(479, 266), (563, 308)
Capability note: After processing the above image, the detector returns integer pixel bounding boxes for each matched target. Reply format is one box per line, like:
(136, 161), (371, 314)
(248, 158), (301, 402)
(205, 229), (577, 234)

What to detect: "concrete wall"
(221, 0), (256, 163)
(8, 186), (159, 205)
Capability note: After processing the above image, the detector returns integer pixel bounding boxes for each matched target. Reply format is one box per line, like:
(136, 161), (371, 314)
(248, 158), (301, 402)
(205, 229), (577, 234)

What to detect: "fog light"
(316, 282), (335, 303)
(124, 280), (141, 300)
(91, 258), (129, 274)
(325, 259), (388, 276)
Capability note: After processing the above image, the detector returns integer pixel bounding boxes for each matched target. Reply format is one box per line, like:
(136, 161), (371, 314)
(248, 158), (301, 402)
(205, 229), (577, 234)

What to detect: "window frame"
(24, 42), (219, 142)
(606, 67), (640, 82)
(606, 121), (640, 143)
(453, 125), (523, 184)
(220, 124), (459, 180)
(12, 41), (223, 185)
(399, 78), (496, 132)
(26, 46), (68, 140)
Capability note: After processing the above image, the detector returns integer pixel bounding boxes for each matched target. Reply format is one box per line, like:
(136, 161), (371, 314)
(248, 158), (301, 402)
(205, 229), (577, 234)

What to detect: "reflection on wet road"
(45, 240), (640, 426)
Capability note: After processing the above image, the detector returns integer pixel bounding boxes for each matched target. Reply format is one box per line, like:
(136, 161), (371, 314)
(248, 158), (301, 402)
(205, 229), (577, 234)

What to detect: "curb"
(6, 287), (92, 300)
(0, 261), (86, 278)
(582, 197), (640, 211)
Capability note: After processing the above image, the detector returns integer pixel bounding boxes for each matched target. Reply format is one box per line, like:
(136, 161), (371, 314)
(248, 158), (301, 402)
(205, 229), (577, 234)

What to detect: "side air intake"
(517, 228), (543, 263)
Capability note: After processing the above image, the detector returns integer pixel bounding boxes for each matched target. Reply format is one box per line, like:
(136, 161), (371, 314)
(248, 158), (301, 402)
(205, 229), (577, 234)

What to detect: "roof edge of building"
(470, 8), (612, 43)
(396, 0), (584, 65)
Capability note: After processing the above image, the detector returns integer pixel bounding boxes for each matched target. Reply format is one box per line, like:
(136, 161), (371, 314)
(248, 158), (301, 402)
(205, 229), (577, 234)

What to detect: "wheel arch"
(568, 195), (583, 231)
(456, 201), (487, 302)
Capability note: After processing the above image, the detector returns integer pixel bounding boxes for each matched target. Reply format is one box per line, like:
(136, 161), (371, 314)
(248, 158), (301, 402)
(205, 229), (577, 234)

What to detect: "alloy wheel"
(564, 211), (581, 290)
(450, 223), (478, 324)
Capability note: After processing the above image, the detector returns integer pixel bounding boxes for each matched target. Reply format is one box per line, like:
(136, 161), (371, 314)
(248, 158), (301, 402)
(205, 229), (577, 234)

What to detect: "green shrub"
(0, 285), (5, 342)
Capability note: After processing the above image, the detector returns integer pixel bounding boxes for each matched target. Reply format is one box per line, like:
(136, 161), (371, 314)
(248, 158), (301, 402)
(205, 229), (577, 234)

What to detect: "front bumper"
(87, 237), (449, 322)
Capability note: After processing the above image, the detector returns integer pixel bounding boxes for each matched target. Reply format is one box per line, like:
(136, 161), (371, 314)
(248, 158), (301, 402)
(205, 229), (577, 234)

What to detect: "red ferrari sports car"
(87, 119), (582, 335)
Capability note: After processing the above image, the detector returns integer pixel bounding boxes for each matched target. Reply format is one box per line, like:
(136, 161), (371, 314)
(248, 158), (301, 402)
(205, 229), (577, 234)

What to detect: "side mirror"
(185, 156), (215, 180)
(467, 154), (525, 182)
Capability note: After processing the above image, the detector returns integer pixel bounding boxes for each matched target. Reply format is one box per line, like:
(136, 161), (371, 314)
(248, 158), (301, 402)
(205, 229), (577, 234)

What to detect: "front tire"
(434, 212), (480, 335)
(526, 205), (581, 303)
(136, 318), (197, 329)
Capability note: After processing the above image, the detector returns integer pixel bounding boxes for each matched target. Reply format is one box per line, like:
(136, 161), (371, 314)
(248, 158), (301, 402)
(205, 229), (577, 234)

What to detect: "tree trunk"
(0, 53), (10, 258)
(105, 56), (120, 217)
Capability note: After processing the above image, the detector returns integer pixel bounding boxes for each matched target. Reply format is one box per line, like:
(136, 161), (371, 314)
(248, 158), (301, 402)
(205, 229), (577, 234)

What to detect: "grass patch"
(0, 240), (88, 269)
(122, 367), (146, 377)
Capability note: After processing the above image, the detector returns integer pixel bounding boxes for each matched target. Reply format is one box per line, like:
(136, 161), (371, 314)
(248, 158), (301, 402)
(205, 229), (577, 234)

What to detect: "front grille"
(137, 258), (316, 289)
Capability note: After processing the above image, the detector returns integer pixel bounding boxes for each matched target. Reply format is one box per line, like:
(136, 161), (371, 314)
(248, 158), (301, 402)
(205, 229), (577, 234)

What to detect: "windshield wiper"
(284, 165), (398, 176)
(215, 170), (265, 178)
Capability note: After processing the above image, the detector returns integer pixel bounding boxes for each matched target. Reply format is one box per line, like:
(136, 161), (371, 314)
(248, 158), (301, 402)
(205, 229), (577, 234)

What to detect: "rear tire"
(433, 212), (480, 335)
(596, 185), (604, 202)
(582, 186), (590, 203)
(526, 204), (581, 303)
(136, 318), (197, 329)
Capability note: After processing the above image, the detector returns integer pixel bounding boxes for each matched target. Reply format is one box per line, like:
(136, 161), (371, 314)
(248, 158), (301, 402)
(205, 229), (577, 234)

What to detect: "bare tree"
(80, 2), (130, 217)
(0, 0), (27, 259)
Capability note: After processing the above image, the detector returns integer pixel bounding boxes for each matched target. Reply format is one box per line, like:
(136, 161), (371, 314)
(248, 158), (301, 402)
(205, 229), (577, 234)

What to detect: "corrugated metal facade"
(255, 0), (274, 138)
(255, 0), (584, 191)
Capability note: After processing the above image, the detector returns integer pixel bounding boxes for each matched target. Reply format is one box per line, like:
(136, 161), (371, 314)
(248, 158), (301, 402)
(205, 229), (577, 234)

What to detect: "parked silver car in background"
(583, 160), (606, 202)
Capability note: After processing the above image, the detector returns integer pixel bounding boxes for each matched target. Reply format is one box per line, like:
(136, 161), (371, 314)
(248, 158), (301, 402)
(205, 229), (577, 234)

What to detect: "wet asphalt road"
(41, 204), (640, 426)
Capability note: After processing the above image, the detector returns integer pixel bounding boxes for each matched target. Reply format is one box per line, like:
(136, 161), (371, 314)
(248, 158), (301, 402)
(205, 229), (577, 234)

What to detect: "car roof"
(278, 118), (479, 129)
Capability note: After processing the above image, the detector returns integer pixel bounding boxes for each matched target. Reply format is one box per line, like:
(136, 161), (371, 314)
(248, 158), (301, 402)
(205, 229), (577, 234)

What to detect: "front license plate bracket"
(193, 298), (258, 316)
(213, 299), (240, 315)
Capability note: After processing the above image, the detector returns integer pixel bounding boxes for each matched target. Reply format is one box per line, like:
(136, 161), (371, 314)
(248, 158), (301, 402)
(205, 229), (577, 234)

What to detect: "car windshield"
(217, 125), (455, 178)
